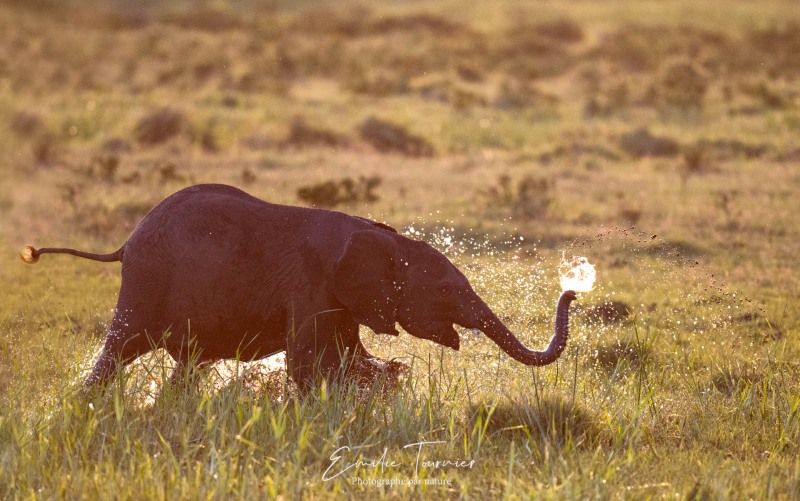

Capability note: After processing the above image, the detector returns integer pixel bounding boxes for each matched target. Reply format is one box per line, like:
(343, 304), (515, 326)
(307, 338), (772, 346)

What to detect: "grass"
(1, 0), (800, 498)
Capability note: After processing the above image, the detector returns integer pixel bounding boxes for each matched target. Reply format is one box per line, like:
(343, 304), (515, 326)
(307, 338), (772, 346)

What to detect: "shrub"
(619, 206), (642, 225)
(619, 128), (679, 157)
(494, 77), (560, 109)
(283, 116), (350, 148)
(533, 18), (584, 43)
(155, 162), (186, 183)
(101, 137), (133, 154)
(688, 138), (769, 161)
(359, 117), (435, 157)
(297, 176), (381, 208)
(133, 108), (188, 146)
(746, 23), (800, 77)
(514, 176), (553, 218)
(76, 200), (153, 237)
(160, 6), (244, 32)
(10, 111), (45, 137)
(241, 169), (257, 185)
(367, 13), (465, 36)
(88, 154), (120, 183)
(486, 174), (553, 219)
(344, 67), (410, 97)
(654, 58), (707, 112)
(31, 134), (62, 167)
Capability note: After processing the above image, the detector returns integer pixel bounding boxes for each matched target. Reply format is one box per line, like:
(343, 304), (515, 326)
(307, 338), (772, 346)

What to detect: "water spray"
(559, 254), (597, 293)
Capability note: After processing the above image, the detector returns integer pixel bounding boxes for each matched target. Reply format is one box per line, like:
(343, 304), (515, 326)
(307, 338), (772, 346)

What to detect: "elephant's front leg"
(286, 309), (364, 391)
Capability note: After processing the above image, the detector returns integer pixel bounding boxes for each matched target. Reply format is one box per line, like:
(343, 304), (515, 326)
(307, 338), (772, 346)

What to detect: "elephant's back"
(148, 184), (273, 220)
(132, 184), (296, 238)
(121, 182), (383, 273)
(120, 185), (294, 268)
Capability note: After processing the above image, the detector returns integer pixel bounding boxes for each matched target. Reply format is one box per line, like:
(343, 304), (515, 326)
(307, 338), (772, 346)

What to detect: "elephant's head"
(333, 230), (576, 366)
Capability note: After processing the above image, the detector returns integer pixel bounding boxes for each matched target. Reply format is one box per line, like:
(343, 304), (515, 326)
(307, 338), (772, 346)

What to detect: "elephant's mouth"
(401, 320), (461, 350)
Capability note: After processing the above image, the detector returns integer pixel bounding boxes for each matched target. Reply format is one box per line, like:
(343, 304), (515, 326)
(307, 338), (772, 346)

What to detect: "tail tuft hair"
(19, 245), (40, 264)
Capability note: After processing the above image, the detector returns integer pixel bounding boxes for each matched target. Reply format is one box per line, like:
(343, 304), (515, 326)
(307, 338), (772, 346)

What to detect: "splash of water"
(559, 255), (596, 292)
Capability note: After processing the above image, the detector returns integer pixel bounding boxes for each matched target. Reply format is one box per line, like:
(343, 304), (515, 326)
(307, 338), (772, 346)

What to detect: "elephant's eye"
(438, 284), (452, 297)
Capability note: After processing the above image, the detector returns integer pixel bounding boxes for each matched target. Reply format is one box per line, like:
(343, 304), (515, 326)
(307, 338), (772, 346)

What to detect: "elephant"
(21, 184), (577, 390)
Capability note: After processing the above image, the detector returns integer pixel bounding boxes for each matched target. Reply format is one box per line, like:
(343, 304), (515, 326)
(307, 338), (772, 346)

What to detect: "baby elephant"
(22, 184), (576, 390)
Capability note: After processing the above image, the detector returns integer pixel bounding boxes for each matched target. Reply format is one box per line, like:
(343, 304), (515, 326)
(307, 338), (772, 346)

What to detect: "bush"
(619, 128), (679, 157)
(533, 18), (584, 43)
(88, 154), (120, 183)
(31, 134), (62, 167)
(160, 6), (244, 32)
(297, 176), (381, 208)
(133, 108), (188, 146)
(486, 174), (553, 219)
(283, 116), (350, 148)
(494, 77), (560, 109)
(344, 67), (410, 97)
(654, 58), (707, 112)
(76, 200), (153, 237)
(10, 111), (45, 137)
(359, 117), (434, 157)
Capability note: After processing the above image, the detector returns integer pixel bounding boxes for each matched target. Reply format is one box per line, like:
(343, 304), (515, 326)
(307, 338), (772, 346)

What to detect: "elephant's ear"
(334, 230), (403, 336)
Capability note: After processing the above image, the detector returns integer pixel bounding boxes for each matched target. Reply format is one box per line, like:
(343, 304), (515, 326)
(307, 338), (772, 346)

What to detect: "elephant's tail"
(20, 245), (124, 264)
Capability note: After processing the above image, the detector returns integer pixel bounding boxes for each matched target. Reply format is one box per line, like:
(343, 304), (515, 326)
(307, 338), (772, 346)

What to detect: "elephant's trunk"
(478, 290), (577, 366)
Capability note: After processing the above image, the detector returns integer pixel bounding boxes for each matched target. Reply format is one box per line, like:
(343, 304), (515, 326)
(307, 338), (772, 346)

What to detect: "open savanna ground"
(1, 0), (799, 498)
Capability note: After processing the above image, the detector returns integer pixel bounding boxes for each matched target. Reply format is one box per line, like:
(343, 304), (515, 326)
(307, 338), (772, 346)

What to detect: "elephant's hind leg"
(83, 311), (158, 387)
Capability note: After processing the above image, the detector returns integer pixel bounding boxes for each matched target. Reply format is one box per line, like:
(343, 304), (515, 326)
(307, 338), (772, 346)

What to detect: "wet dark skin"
(22, 184), (576, 391)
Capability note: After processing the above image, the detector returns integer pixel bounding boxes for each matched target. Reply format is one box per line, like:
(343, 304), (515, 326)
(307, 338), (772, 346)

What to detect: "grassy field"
(1, 0), (799, 498)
